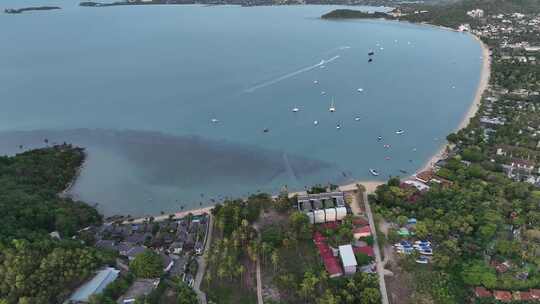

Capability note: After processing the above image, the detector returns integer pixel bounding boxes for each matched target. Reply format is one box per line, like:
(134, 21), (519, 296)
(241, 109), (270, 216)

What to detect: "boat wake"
(244, 55), (340, 93)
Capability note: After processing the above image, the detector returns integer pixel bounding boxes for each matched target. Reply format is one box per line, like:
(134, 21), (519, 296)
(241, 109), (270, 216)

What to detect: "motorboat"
(395, 130), (405, 135)
(369, 169), (379, 176)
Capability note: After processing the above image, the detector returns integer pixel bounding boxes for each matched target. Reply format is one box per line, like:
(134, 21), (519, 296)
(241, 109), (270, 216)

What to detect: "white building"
(298, 192), (347, 224)
(339, 245), (357, 275)
(467, 9), (485, 18)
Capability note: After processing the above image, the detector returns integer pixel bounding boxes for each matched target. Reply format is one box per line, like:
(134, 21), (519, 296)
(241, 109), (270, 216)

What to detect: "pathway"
(193, 214), (214, 304)
(256, 258), (264, 304)
(361, 187), (390, 304)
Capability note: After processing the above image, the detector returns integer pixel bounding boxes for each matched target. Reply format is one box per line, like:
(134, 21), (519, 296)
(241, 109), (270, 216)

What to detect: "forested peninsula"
(0, 145), (112, 303)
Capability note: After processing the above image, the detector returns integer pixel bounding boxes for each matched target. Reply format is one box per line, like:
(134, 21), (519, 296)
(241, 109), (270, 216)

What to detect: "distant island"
(4, 6), (61, 14)
(321, 9), (392, 20)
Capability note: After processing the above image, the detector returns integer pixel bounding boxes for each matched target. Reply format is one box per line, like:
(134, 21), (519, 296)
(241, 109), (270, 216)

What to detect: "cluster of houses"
(66, 213), (209, 303)
(301, 192), (376, 278)
(475, 287), (540, 302)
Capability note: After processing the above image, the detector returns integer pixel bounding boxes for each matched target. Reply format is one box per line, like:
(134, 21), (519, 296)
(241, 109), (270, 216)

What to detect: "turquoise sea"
(0, 1), (483, 216)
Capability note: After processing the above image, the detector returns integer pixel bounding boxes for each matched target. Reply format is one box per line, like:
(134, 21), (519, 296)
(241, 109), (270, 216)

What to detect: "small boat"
(354, 117), (361, 121)
(368, 51), (375, 56)
(399, 169), (408, 174)
(368, 58), (373, 63)
(263, 128), (269, 133)
(292, 107), (300, 113)
(357, 88), (364, 92)
(320, 65), (326, 69)
(314, 80), (319, 84)
(380, 47), (384, 50)
(319, 60), (325, 65)
(329, 98), (336, 112)
(211, 118), (219, 123)
(385, 156), (391, 160)
(336, 124), (341, 130)
(377, 136), (383, 141)
(369, 169), (379, 176)
(321, 91), (326, 95)
(395, 129), (405, 135)
(383, 144), (391, 149)
(313, 120), (319, 125)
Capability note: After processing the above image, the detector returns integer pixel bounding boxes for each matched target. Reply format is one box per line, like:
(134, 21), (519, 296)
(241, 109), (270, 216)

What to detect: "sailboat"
(329, 98), (336, 112)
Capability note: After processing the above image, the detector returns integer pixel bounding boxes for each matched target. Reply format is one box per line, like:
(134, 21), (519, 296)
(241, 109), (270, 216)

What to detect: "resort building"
(297, 192), (347, 224)
(67, 267), (120, 303)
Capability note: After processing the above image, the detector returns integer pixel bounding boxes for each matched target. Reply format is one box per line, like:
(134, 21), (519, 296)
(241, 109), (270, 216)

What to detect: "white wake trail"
(244, 55), (340, 93)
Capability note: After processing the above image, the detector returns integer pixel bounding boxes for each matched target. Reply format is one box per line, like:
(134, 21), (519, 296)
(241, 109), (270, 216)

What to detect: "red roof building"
(474, 287), (492, 298)
(313, 231), (343, 278)
(514, 291), (533, 301)
(353, 246), (374, 257)
(493, 290), (512, 302)
(352, 217), (369, 227)
(353, 226), (372, 239)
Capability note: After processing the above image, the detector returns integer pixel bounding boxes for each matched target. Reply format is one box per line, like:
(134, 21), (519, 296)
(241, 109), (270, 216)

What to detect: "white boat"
(292, 107), (300, 113)
(314, 80), (319, 84)
(321, 91), (326, 95)
(354, 117), (361, 121)
(357, 88), (364, 92)
(395, 129), (405, 135)
(211, 118), (219, 123)
(329, 98), (336, 112)
(313, 120), (319, 125)
(319, 60), (325, 65)
(320, 65), (326, 69)
(336, 124), (341, 130)
(369, 169), (379, 176)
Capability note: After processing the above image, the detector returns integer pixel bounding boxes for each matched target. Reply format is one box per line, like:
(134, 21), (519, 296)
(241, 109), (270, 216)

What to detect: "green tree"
(130, 251), (163, 278)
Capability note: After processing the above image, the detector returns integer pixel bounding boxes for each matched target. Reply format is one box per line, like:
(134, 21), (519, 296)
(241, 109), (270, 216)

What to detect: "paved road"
(361, 189), (390, 304)
(194, 214), (213, 304)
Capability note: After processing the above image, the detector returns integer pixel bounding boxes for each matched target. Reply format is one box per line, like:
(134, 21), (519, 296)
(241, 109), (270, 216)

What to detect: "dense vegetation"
(0, 145), (108, 303)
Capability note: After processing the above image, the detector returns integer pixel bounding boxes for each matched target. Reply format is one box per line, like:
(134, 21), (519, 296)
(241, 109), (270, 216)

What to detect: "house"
(403, 180), (430, 192)
(353, 226), (372, 240)
(118, 279), (160, 304)
(339, 245), (357, 275)
(123, 246), (148, 261)
(415, 170), (434, 184)
(494, 290), (512, 302)
(514, 291), (533, 301)
(169, 241), (184, 254)
(67, 267), (120, 303)
(352, 217), (369, 227)
(474, 287), (492, 298)
(530, 289), (540, 299)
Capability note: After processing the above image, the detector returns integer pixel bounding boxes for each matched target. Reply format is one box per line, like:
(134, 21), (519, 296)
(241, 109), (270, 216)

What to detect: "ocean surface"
(0, 1), (483, 216)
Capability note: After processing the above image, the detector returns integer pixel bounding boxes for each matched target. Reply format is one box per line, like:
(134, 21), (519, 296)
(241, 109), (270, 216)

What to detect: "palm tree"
(271, 251), (279, 273)
(237, 265), (245, 286)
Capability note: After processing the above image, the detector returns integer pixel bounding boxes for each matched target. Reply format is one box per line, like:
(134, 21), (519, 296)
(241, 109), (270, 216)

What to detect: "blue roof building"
(68, 267), (120, 303)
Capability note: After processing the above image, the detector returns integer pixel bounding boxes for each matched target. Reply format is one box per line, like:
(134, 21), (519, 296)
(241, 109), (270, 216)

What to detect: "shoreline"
(349, 32), (491, 194)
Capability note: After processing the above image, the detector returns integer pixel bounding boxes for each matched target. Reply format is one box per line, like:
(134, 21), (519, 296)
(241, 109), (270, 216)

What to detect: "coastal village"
(5, 1), (540, 304)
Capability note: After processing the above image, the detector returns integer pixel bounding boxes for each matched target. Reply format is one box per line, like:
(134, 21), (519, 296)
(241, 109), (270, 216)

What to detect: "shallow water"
(0, 3), (483, 215)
